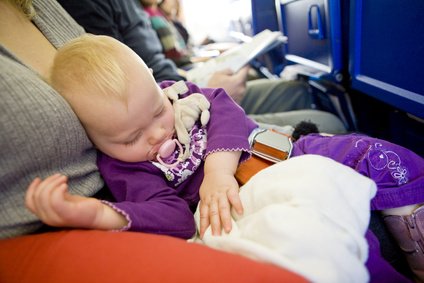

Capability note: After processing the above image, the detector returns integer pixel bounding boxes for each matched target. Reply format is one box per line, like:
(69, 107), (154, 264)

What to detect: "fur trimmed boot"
(384, 205), (424, 282)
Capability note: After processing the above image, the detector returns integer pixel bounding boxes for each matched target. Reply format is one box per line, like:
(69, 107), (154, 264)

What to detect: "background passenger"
(57, 0), (347, 134)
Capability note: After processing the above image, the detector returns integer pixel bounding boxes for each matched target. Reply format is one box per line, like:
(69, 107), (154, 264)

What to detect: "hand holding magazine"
(186, 29), (287, 87)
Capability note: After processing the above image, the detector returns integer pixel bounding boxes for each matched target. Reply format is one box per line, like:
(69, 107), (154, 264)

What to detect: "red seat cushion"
(0, 230), (306, 283)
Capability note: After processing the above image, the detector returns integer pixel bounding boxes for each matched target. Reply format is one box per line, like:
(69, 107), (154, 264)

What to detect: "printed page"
(186, 29), (287, 87)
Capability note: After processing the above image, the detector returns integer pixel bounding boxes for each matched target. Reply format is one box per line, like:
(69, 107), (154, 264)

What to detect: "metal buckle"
(251, 129), (292, 163)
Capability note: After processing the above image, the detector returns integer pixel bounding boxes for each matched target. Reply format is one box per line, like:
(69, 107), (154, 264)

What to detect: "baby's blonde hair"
(50, 34), (128, 103)
(4, 0), (36, 18)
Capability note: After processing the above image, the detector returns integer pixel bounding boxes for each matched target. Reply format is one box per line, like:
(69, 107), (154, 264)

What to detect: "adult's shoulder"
(33, 0), (84, 47)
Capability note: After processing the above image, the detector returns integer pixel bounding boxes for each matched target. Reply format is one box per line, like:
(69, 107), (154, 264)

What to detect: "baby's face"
(81, 42), (176, 162)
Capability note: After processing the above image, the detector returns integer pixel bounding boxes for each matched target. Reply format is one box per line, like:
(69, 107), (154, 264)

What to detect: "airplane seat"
(250, 0), (424, 279)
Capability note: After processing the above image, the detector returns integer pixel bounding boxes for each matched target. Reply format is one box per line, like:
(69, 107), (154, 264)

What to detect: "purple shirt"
(98, 81), (257, 238)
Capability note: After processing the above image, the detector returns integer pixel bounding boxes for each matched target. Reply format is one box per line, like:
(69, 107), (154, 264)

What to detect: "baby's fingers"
(218, 196), (234, 234)
(46, 183), (73, 225)
(209, 200), (222, 236)
(199, 201), (211, 239)
(26, 174), (67, 219)
(25, 177), (42, 213)
(227, 188), (243, 215)
(34, 174), (65, 205)
(36, 183), (70, 227)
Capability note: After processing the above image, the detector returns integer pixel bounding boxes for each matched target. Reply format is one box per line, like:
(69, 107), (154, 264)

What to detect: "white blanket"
(192, 155), (377, 283)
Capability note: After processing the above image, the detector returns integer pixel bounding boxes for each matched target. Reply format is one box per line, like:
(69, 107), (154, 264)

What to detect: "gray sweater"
(0, 0), (103, 239)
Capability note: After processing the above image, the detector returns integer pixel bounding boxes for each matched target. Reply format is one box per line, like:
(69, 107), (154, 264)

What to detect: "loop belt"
(236, 128), (292, 185)
(250, 128), (292, 163)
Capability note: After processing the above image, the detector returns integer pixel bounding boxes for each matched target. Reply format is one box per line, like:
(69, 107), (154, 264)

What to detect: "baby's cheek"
(142, 146), (156, 162)
(165, 117), (175, 132)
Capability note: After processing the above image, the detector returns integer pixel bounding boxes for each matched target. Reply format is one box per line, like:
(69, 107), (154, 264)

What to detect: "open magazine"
(186, 29), (287, 87)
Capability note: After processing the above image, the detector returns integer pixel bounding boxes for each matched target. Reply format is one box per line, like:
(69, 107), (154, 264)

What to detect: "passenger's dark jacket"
(57, 0), (184, 82)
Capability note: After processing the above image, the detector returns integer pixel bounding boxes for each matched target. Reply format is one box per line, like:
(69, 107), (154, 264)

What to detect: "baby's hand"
(198, 172), (243, 238)
(25, 174), (105, 229)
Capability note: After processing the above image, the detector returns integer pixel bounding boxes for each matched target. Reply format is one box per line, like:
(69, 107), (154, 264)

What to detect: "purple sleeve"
(98, 153), (196, 239)
(160, 80), (258, 162)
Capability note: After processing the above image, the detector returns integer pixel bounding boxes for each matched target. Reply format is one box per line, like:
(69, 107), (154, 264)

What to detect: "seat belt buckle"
(251, 129), (292, 163)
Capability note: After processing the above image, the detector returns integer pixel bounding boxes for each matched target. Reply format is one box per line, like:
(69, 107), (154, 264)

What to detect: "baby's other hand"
(25, 174), (104, 229)
(198, 172), (243, 238)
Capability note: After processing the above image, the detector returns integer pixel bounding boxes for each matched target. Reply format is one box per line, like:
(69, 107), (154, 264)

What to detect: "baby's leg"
(367, 141), (424, 282)
(383, 204), (424, 282)
(359, 143), (424, 282)
(293, 133), (424, 281)
(384, 204), (422, 216)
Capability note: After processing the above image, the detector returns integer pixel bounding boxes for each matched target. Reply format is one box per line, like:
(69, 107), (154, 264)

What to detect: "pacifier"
(156, 139), (184, 168)
(158, 139), (177, 158)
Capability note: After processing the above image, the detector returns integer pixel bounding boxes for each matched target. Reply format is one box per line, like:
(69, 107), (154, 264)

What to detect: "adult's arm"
(57, 0), (184, 82)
